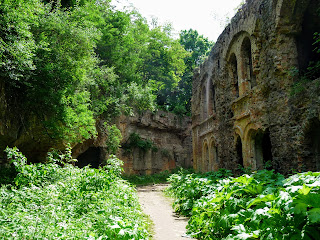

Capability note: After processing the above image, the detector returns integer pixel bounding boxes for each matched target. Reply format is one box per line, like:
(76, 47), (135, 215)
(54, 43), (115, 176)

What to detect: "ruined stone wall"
(192, 0), (320, 174)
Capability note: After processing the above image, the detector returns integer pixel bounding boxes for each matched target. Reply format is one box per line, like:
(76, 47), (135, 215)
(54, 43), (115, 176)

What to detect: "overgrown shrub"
(122, 132), (158, 152)
(0, 147), (150, 239)
(167, 169), (320, 240)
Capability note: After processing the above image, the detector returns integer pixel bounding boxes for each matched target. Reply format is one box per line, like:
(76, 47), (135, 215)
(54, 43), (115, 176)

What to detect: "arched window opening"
(296, 0), (320, 79)
(208, 82), (216, 116)
(229, 53), (239, 98)
(76, 147), (103, 168)
(201, 85), (208, 120)
(236, 136), (243, 167)
(253, 129), (273, 170)
(305, 119), (320, 171)
(241, 37), (256, 88)
(211, 84), (216, 113)
(202, 141), (209, 172)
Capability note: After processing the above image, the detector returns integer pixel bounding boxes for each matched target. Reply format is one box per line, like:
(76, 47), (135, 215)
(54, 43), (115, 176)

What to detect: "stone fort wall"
(192, 0), (320, 174)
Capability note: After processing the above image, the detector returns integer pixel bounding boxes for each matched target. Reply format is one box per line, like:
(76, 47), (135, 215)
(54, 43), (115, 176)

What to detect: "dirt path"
(137, 184), (193, 240)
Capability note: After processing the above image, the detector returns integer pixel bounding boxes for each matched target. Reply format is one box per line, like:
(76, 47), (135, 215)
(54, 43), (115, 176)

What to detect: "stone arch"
(202, 139), (209, 172)
(248, 129), (273, 170)
(209, 137), (219, 171)
(229, 53), (239, 98)
(241, 37), (256, 88)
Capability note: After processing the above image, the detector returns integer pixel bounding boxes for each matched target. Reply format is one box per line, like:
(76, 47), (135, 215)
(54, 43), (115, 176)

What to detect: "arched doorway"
(236, 136), (244, 168)
(252, 129), (273, 170)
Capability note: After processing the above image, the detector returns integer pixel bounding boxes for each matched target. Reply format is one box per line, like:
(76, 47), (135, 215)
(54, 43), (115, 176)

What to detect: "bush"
(167, 169), (320, 240)
(0, 147), (151, 239)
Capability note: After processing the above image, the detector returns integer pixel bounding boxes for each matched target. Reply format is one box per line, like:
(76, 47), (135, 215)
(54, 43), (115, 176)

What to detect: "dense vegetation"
(0, 147), (151, 239)
(0, 0), (213, 147)
(167, 169), (320, 240)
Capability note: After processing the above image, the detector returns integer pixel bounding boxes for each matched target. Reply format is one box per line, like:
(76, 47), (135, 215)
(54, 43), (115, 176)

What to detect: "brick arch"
(225, 31), (258, 97)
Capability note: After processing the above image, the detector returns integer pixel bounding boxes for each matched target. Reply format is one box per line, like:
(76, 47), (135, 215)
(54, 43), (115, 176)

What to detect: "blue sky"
(111, 0), (244, 41)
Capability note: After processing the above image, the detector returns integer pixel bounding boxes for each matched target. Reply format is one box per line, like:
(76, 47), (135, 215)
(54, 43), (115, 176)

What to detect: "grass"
(123, 168), (194, 186)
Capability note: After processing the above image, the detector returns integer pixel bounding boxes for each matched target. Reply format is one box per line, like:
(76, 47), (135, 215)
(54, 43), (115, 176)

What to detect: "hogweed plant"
(167, 169), (320, 240)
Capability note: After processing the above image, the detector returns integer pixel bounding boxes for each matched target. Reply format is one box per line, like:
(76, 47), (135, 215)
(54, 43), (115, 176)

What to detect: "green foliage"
(123, 170), (175, 186)
(123, 133), (158, 152)
(0, 0), (213, 148)
(105, 124), (122, 154)
(167, 169), (320, 240)
(164, 29), (214, 114)
(0, 147), (150, 239)
(166, 168), (233, 216)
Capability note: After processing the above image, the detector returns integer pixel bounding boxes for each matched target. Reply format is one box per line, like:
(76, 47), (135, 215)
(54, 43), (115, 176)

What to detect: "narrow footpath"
(137, 184), (192, 240)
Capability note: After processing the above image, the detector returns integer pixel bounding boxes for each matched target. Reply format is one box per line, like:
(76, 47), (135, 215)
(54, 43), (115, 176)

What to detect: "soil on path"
(137, 184), (193, 240)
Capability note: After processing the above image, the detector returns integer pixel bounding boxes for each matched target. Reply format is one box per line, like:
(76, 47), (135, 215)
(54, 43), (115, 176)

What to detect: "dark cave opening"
(76, 147), (103, 169)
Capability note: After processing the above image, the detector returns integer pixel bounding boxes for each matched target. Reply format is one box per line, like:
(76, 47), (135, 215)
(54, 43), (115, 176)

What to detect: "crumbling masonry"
(192, 0), (320, 174)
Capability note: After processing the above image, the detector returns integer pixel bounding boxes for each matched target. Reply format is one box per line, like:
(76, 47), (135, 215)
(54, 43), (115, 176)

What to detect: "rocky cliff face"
(118, 111), (192, 174)
(71, 111), (192, 174)
(192, 0), (320, 174)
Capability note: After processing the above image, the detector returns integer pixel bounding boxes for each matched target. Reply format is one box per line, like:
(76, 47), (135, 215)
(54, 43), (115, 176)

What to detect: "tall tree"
(166, 29), (214, 114)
